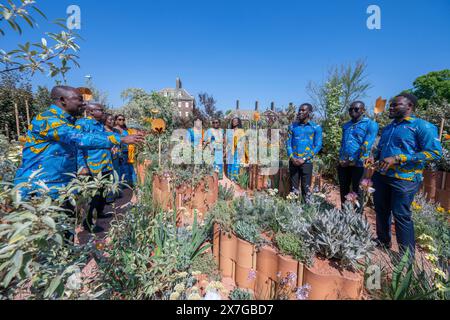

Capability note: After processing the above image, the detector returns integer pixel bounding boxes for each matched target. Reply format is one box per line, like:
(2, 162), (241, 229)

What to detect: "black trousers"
(85, 173), (109, 226)
(289, 161), (313, 202)
(337, 166), (365, 210)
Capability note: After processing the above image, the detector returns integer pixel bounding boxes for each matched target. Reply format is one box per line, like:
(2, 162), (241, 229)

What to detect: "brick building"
(160, 78), (195, 119)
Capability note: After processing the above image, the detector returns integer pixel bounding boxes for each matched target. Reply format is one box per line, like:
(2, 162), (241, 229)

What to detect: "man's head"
(211, 118), (221, 129)
(349, 101), (366, 121)
(298, 103), (313, 122)
(85, 103), (105, 122)
(51, 86), (85, 117)
(389, 93), (417, 120)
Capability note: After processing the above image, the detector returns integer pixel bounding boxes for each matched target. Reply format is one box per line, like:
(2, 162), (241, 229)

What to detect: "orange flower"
(445, 134), (450, 141)
(151, 118), (166, 134)
(18, 136), (27, 144)
(253, 112), (261, 122)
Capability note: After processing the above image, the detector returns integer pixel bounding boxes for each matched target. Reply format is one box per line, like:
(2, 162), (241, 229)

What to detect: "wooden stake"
(439, 118), (445, 141)
(5, 123), (9, 141)
(25, 100), (31, 127)
(14, 102), (20, 139)
(158, 137), (162, 167)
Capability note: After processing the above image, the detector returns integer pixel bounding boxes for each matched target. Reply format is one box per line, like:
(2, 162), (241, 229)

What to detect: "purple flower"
(296, 284), (311, 300)
(247, 269), (257, 281)
(287, 272), (297, 283)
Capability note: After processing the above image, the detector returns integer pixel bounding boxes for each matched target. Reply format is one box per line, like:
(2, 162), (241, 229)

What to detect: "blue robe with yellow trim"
(14, 105), (120, 198)
(76, 117), (120, 175)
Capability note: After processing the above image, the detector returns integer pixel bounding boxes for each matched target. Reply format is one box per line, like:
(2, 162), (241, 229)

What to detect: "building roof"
(160, 88), (194, 101)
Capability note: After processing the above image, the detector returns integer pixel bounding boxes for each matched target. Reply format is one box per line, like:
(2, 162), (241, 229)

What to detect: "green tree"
(320, 82), (343, 180)
(0, 0), (81, 82)
(33, 85), (52, 114)
(0, 70), (33, 139)
(307, 60), (372, 118)
(407, 70), (450, 134)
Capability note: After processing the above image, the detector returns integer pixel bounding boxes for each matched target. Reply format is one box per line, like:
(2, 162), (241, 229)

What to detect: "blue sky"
(4, 0), (450, 111)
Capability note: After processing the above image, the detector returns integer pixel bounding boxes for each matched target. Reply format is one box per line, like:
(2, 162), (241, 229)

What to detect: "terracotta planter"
(219, 231), (237, 278)
(152, 175), (173, 210)
(277, 254), (304, 289)
(423, 170), (444, 201)
(255, 273), (276, 300)
(255, 246), (278, 300)
(303, 264), (363, 300)
(235, 238), (257, 290)
(213, 224), (221, 265)
(436, 189), (450, 211)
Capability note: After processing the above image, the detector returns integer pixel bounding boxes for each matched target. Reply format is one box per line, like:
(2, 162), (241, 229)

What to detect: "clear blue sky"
(4, 0), (450, 111)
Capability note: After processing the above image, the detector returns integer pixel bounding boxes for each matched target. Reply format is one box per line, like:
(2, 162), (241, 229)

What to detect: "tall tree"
(408, 70), (450, 133)
(0, 70), (33, 139)
(0, 0), (81, 82)
(33, 85), (52, 114)
(307, 60), (372, 118)
(198, 92), (223, 121)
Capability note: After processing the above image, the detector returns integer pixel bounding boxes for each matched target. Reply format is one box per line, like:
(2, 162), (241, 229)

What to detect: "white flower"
(204, 290), (222, 300)
(66, 272), (82, 291)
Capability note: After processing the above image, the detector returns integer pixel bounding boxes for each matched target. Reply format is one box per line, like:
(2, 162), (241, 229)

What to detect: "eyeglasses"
(212, 121), (220, 124)
(117, 118), (125, 121)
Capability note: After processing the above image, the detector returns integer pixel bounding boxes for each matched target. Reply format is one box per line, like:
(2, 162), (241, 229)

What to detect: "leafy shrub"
(0, 178), (114, 299)
(218, 184), (234, 201)
(191, 253), (221, 281)
(299, 204), (374, 270)
(229, 288), (253, 300)
(209, 200), (236, 232)
(275, 232), (314, 266)
(233, 220), (261, 244)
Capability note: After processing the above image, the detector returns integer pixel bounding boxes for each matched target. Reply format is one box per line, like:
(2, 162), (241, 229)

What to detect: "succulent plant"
(229, 288), (253, 300)
(233, 220), (261, 244)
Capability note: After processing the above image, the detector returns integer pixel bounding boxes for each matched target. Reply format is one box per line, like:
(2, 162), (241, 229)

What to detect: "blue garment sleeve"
(398, 122), (442, 165)
(41, 120), (120, 150)
(359, 121), (379, 161)
(308, 125), (323, 160)
(286, 125), (294, 159)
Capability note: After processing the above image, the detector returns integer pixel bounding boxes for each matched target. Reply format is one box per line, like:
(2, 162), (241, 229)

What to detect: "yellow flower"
(151, 118), (166, 134)
(437, 207), (445, 214)
(433, 268), (447, 278)
(435, 282), (446, 292)
(170, 292), (180, 300)
(425, 244), (437, 253)
(187, 293), (202, 300)
(418, 234), (433, 242)
(174, 283), (185, 293)
(425, 254), (438, 263)
(192, 271), (202, 276)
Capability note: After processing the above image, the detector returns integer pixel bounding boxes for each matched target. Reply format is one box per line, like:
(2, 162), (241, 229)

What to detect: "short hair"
(351, 101), (366, 109)
(50, 86), (77, 101)
(299, 103), (313, 112)
(396, 93), (418, 110)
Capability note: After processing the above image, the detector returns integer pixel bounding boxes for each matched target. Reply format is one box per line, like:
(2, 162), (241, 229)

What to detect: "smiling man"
(366, 93), (443, 255)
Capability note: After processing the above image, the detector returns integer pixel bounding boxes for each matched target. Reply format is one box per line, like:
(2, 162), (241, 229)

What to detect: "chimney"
(236, 100), (240, 110)
(271, 102), (275, 111)
(255, 101), (259, 111)
(176, 78), (182, 89)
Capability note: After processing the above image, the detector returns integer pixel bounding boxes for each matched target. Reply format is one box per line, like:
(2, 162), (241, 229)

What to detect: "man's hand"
(377, 157), (398, 171)
(340, 160), (350, 168)
(79, 168), (90, 176)
(122, 134), (145, 145)
(364, 157), (375, 168)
